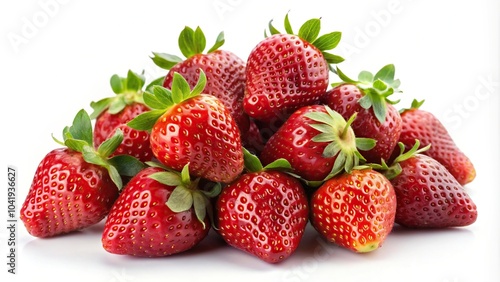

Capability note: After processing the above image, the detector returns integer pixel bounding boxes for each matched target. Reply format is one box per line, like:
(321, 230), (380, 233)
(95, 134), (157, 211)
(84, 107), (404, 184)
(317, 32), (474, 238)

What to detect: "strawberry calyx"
(127, 69), (207, 131)
(90, 70), (148, 119)
(332, 64), (402, 124)
(303, 106), (376, 186)
(399, 98), (425, 114)
(146, 162), (221, 229)
(151, 26), (225, 70)
(372, 139), (431, 180)
(266, 12), (344, 67)
(243, 147), (293, 173)
(52, 109), (145, 190)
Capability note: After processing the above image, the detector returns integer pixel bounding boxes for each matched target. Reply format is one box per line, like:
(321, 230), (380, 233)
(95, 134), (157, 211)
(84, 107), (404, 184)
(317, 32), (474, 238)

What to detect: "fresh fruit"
(91, 70), (154, 162)
(260, 104), (375, 183)
(102, 163), (218, 257)
(241, 118), (266, 156)
(216, 149), (309, 263)
(323, 64), (402, 164)
(128, 70), (244, 183)
(394, 99), (476, 185)
(20, 110), (143, 238)
(151, 26), (249, 133)
(384, 141), (478, 228)
(244, 13), (344, 123)
(310, 168), (397, 253)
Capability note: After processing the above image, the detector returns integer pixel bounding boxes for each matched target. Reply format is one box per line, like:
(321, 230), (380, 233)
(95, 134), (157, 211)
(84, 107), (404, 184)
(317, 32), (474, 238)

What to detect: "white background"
(1, 0), (499, 281)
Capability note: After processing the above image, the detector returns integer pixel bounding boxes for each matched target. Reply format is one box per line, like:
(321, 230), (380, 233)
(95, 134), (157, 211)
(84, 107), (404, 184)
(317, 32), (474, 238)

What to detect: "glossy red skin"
(102, 167), (210, 257)
(397, 108), (476, 185)
(322, 84), (402, 164)
(150, 94), (243, 183)
(260, 105), (334, 182)
(310, 169), (396, 253)
(20, 148), (118, 238)
(216, 170), (309, 263)
(94, 102), (153, 162)
(391, 154), (477, 228)
(244, 34), (329, 123)
(164, 50), (250, 133)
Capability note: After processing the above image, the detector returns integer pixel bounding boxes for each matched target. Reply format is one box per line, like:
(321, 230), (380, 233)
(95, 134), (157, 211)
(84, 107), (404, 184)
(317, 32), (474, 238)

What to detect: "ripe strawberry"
(151, 26), (249, 133)
(91, 70), (154, 162)
(384, 141), (478, 228)
(241, 118), (265, 156)
(20, 110), (143, 238)
(260, 104), (375, 183)
(394, 99), (476, 185)
(128, 70), (244, 183)
(102, 164), (217, 257)
(323, 64), (402, 164)
(216, 149), (309, 263)
(310, 168), (397, 253)
(244, 13), (344, 123)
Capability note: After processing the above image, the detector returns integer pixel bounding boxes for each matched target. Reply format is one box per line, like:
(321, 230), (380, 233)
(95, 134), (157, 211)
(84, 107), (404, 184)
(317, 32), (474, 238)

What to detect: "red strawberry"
(241, 118), (266, 156)
(310, 168), (397, 253)
(91, 70), (154, 162)
(384, 141), (478, 228)
(244, 13), (344, 123)
(323, 64), (402, 164)
(20, 110), (143, 238)
(216, 149), (309, 263)
(102, 164), (216, 257)
(151, 26), (249, 133)
(394, 99), (476, 185)
(260, 104), (375, 183)
(128, 70), (244, 183)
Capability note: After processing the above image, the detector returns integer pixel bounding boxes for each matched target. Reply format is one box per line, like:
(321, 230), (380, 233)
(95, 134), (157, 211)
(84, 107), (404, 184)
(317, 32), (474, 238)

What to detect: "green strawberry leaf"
(193, 192), (207, 229)
(268, 19), (281, 35)
(64, 138), (88, 152)
(189, 70), (207, 98)
(358, 71), (373, 84)
(68, 109), (93, 146)
(97, 129), (124, 158)
(264, 158), (292, 170)
(356, 138), (377, 151)
(171, 72), (191, 104)
(106, 165), (123, 191)
(179, 26), (197, 58)
(152, 85), (174, 107)
(374, 64), (395, 84)
(89, 98), (112, 119)
(243, 147), (263, 172)
(107, 96), (127, 115)
(110, 74), (123, 94)
(207, 31), (225, 53)
(148, 171), (183, 187)
(108, 155), (146, 178)
(150, 52), (183, 70)
(298, 18), (321, 43)
(284, 13), (293, 34)
(126, 70), (146, 92)
(142, 91), (169, 110)
(193, 27), (207, 55)
(323, 52), (345, 64)
(313, 32), (341, 51)
(127, 109), (166, 131)
(145, 76), (166, 92)
(167, 185), (194, 212)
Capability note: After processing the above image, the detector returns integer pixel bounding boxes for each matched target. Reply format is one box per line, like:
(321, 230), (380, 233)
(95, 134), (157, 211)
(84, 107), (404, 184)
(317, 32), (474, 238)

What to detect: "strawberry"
(394, 99), (476, 185)
(310, 168), (397, 253)
(216, 149), (309, 263)
(151, 26), (249, 133)
(244, 13), (344, 123)
(128, 70), (244, 183)
(382, 141), (478, 228)
(323, 64), (402, 164)
(102, 164), (217, 257)
(241, 118), (265, 156)
(91, 70), (154, 162)
(20, 110), (143, 238)
(260, 104), (375, 184)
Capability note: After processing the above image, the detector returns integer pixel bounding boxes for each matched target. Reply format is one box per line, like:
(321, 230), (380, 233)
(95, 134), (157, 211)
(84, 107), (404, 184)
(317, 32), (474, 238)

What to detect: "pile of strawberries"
(20, 14), (477, 263)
